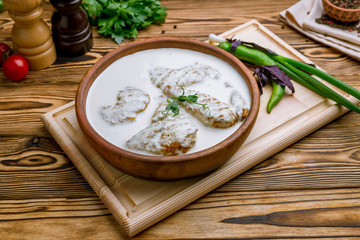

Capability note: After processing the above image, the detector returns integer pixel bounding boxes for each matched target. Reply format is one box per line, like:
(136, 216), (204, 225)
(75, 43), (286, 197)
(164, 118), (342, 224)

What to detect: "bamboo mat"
(41, 20), (359, 237)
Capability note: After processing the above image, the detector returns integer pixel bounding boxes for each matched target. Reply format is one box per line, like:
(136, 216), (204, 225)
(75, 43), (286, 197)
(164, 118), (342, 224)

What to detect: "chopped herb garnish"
(163, 87), (208, 117)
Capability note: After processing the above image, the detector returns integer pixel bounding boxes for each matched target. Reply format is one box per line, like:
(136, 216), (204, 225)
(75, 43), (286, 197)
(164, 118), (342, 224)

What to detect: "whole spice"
(329, 0), (360, 9)
(315, 14), (360, 33)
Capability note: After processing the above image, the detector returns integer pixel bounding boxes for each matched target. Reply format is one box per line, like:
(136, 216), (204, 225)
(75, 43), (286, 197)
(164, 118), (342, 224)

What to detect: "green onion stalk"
(209, 34), (360, 114)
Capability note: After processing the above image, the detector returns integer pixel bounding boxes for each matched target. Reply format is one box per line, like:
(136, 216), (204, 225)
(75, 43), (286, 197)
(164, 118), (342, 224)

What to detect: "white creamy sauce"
(126, 102), (198, 156)
(86, 48), (251, 155)
(101, 87), (150, 124)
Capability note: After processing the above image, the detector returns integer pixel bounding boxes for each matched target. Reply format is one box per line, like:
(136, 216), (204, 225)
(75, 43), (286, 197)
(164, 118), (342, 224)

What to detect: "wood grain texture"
(0, 0), (360, 239)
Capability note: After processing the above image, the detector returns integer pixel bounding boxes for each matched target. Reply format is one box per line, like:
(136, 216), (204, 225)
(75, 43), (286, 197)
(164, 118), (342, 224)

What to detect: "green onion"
(210, 34), (360, 114)
(272, 55), (360, 101)
(273, 56), (360, 113)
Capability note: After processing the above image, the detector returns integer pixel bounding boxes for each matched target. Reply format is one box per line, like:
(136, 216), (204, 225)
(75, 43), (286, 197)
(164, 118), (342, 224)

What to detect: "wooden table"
(1, 0), (360, 239)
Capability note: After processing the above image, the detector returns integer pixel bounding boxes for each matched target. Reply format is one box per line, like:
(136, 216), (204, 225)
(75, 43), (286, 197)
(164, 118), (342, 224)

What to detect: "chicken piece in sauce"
(126, 102), (198, 156)
(101, 87), (150, 124)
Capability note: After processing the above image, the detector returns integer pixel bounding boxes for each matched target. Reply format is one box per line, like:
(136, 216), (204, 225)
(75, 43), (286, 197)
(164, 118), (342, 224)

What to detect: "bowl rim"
(323, 0), (360, 12)
(75, 37), (260, 164)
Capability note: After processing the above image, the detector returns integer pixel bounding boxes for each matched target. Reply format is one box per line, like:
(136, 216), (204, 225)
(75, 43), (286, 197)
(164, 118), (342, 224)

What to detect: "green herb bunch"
(0, 0), (4, 12)
(82, 0), (167, 44)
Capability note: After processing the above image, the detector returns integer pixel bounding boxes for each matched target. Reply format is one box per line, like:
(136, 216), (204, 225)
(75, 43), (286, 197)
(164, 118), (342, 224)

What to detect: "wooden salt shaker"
(50, 0), (93, 57)
(3, 0), (57, 70)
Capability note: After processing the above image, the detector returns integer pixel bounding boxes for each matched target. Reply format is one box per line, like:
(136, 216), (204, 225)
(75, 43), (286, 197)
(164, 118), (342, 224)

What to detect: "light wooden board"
(41, 20), (359, 237)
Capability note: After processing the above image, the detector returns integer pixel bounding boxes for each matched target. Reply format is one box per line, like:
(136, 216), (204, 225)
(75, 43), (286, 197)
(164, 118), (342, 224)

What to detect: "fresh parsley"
(163, 87), (209, 117)
(82, 0), (167, 44)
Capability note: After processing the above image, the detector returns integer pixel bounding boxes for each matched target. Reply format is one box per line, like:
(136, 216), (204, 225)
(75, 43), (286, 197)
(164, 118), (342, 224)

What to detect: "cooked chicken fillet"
(164, 86), (238, 128)
(126, 103), (198, 156)
(101, 87), (150, 124)
(148, 62), (221, 90)
(230, 90), (249, 121)
(151, 101), (172, 122)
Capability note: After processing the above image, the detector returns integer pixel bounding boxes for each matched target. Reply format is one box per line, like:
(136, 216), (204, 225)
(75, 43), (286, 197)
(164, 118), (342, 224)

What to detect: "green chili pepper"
(219, 41), (285, 113)
(267, 81), (285, 113)
(213, 35), (360, 114)
(219, 42), (275, 66)
(0, 0), (3, 12)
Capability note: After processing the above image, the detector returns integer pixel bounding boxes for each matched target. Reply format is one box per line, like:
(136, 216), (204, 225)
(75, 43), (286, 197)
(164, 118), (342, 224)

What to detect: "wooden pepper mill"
(3, 0), (57, 70)
(50, 0), (93, 57)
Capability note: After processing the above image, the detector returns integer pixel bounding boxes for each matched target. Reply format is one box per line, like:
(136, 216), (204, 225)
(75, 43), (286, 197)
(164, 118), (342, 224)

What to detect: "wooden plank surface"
(40, 19), (359, 236)
(1, 0), (360, 239)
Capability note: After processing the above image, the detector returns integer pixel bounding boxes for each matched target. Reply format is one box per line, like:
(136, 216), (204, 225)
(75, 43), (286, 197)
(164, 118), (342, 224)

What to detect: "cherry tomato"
(0, 43), (12, 67)
(2, 55), (29, 82)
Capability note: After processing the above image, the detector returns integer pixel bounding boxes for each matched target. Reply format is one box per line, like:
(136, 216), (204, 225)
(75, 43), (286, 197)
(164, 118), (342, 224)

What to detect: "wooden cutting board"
(41, 19), (359, 237)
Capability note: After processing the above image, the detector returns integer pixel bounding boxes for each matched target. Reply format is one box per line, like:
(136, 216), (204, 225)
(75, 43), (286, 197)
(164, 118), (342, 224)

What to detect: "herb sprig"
(163, 87), (208, 117)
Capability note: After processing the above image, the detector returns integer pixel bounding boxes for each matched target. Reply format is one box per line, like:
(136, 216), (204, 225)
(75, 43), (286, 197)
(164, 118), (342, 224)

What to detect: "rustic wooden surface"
(0, 0), (360, 239)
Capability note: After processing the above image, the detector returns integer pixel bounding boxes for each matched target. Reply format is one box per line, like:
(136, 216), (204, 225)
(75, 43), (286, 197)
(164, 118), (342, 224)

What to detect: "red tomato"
(2, 55), (29, 82)
(0, 43), (12, 66)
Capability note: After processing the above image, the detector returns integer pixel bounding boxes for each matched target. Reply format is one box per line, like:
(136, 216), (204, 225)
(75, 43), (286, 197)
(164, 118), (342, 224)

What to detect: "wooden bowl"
(322, 0), (360, 22)
(76, 37), (260, 181)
